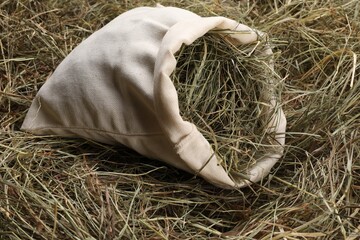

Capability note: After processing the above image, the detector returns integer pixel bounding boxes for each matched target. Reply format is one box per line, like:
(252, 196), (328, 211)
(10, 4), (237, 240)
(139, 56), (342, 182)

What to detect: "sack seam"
(27, 126), (165, 137)
(174, 125), (197, 153)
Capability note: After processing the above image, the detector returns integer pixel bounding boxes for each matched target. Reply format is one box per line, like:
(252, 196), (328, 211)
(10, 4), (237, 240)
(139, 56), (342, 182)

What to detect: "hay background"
(1, 0), (359, 239)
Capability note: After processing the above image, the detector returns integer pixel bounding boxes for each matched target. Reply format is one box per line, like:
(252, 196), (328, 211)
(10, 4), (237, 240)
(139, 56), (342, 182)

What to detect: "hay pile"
(1, 0), (359, 239)
(172, 33), (280, 173)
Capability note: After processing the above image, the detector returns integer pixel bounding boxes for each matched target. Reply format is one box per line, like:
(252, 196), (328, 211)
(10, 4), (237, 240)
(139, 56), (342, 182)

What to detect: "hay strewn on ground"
(1, 0), (359, 239)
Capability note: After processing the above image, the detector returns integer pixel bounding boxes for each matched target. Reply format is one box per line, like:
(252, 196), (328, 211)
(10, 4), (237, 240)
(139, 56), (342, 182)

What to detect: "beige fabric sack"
(22, 6), (286, 189)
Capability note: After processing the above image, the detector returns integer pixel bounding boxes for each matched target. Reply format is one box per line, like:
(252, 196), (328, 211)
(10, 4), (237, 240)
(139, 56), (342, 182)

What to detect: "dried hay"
(1, 0), (359, 239)
(172, 33), (280, 173)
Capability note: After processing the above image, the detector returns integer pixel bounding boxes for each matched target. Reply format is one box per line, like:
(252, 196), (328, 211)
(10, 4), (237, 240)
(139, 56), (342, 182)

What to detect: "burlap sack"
(21, 5), (286, 189)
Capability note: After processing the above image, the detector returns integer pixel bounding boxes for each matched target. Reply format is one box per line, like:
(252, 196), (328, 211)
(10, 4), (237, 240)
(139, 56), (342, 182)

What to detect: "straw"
(1, 0), (359, 239)
(172, 33), (280, 173)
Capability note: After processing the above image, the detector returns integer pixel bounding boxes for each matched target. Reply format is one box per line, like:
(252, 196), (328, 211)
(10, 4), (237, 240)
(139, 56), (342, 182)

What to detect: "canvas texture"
(22, 6), (287, 189)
